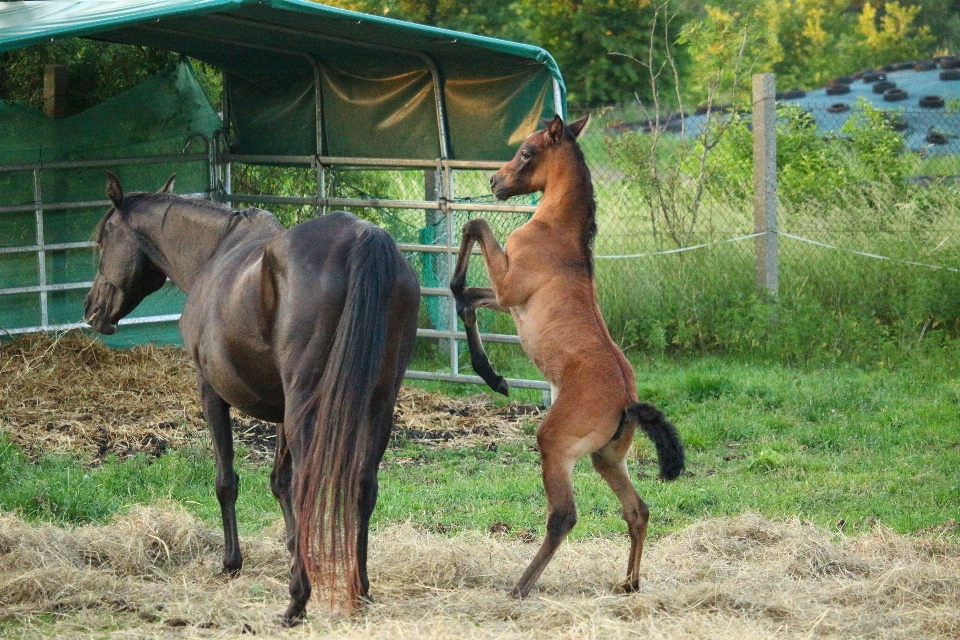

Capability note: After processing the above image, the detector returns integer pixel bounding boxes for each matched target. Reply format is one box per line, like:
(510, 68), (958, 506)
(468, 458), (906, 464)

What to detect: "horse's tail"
(626, 402), (685, 481)
(294, 224), (398, 608)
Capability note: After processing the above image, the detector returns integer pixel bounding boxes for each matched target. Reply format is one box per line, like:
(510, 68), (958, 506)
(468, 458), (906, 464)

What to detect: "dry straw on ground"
(1, 508), (959, 639)
(3, 332), (960, 638)
(0, 332), (541, 462)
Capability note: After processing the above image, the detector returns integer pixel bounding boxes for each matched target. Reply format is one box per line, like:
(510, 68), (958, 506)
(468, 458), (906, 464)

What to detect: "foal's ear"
(158, 174), (176, 194)
(567, 114), (590, 138)
(106, 172), (124, 208)
(546, 114), (566, 143)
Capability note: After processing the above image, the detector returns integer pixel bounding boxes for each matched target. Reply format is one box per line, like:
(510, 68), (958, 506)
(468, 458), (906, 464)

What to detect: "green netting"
(0, 60), (221, 346)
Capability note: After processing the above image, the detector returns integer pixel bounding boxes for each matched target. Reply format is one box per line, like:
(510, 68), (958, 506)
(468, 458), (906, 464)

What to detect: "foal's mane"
(559, 126), (598, 275)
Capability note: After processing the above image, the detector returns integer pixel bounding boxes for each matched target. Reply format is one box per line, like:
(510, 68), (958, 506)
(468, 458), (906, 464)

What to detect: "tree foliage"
(0, 41), (177, 116)
(0, 0), (949, 110)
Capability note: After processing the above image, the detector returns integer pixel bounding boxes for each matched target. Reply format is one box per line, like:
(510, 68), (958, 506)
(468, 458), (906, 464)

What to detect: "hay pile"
(1, 509), (958, 639)
(0, 332), (541, 463)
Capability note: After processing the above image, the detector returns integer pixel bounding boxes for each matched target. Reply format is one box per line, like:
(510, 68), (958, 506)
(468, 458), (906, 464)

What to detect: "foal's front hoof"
(222, 562), (242, 578)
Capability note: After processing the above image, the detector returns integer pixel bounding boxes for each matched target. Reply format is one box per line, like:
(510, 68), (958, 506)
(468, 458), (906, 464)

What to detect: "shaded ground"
(0, 332), (542, 464)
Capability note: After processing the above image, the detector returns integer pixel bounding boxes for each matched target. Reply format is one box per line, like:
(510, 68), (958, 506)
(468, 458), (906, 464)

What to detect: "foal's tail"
(626, 402), (685, 481)
(295, 225), (398, 608)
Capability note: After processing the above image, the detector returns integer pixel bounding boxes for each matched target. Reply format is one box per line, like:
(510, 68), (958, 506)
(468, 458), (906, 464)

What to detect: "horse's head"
(490, 114), (590, 200)
(83, 173), (175, 334)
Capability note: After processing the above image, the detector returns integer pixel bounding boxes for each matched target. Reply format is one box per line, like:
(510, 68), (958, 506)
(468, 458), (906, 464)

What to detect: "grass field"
(2, 335), (959, 637)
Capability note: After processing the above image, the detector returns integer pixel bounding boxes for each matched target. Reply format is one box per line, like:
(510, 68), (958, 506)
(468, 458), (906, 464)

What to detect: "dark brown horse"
(85, 173), (419, 624)
(450, 116), (684, 597)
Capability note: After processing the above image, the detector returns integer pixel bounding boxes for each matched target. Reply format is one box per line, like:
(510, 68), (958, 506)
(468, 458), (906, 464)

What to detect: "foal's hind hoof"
(616, 578), (640, 594)
(509, 586), (528, 600)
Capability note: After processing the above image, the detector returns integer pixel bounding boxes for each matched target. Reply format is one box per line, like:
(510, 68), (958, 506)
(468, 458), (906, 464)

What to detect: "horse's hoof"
(616, 578), (640, 594)
(493, 377), (509, 397)
(280, 612), (305, 628)
(222, 564), (242, 578)
(509, 586), (525, 600)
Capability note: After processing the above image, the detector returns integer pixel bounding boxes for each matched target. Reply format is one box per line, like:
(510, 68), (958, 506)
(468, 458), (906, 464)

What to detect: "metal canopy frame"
(0, 0), (559, 398)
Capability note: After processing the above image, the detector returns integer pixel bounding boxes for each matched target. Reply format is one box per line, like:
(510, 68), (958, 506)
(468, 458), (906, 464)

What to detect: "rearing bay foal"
(450, 115), (684, 597)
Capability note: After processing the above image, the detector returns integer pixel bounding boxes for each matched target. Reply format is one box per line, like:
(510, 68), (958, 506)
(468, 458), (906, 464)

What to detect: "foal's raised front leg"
(197, 376), (242, 575)
(450, 219), (511, 395)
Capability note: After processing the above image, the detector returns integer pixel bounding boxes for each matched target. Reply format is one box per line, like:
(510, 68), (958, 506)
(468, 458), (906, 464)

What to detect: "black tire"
(913, 60), (936, 71)
(872, 81), (896, 94)
(926, 131), (949, 145)
(775, 89), (806, 100)
(883, 88), (908, 102)
(862, 72), (886, 83)
(940, 56), (960, 70)
(884, 112), (908, 131)
(919, 95), (945, 109)
(941, 69), (960, 81)
(827, 102), (851, 113)
(826, 84), (851, 96)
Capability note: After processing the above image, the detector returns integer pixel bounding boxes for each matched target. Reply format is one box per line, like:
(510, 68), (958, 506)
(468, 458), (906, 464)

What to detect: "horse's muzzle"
(84, 307), (116, 335)
(84, 283), (118, 335)
(489, 173), (511, 201)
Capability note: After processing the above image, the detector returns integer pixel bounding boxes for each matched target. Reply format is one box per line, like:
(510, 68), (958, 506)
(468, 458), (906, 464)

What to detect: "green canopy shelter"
(1, 0), (562, 392)
(0, 0), (566, 160)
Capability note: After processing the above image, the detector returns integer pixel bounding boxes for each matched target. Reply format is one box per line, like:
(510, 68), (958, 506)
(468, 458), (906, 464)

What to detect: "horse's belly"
(186, 328), (285, 423)
(207, 358), (284, 422)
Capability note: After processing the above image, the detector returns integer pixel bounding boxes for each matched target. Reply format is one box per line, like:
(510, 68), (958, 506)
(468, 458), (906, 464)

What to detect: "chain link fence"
(561, 84), (960, 361)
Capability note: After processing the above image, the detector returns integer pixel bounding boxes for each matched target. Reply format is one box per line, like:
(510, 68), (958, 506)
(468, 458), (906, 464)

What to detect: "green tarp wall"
(0, 61), (222, 345)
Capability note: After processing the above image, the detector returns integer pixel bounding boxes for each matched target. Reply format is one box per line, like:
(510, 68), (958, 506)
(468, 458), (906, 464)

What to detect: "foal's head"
(84, 173), (175, 335)
(489, 114), (590, 200)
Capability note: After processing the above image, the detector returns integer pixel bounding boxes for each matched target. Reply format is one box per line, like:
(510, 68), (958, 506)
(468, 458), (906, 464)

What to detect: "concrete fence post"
(752, 73), (779, 300)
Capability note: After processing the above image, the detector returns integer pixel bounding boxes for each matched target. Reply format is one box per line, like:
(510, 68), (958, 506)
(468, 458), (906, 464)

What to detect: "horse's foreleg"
(270, 425), (296, 555)
(450, 220), (511, 395)
(450, 219), (510, 298)
(460, 288), (509, 396)
(198, 377), (242, 575)
(590, 442), (649, 593)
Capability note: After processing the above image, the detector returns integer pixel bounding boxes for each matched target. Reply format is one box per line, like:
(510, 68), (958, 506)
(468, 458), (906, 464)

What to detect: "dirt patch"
(0, 332), (542, 463)
(2, 509), (959, 639)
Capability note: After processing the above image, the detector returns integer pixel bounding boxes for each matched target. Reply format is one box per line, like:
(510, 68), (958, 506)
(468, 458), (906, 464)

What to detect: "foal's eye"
(519, 150), (532, 161)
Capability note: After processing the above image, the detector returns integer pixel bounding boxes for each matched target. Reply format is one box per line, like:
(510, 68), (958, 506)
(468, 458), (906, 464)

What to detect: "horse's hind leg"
(590, 436), (650, 593)
(512, 444), (577, 598)
(198, 376), (242, 574)
(270, 425), (296, 555)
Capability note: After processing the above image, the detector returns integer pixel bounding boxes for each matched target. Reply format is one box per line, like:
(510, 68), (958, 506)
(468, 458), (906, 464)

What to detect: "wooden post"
(752, 73), (778, 300)
(43, 64), (68, 118)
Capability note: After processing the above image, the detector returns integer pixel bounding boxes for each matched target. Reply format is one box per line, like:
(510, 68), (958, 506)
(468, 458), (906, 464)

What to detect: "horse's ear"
(158, 174), (176, 194)
(567, 114), (590, 138)
(106, 172), (124, 208)
(546, 114), (565, 143)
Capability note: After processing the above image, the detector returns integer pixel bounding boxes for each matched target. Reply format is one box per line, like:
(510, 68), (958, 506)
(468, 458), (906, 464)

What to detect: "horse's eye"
(520, 150), (532, 161)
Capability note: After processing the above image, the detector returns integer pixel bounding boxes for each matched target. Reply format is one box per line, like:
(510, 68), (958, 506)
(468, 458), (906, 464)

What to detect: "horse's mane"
(568, 133), (598, 275)
(93, 192), (265, 244)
